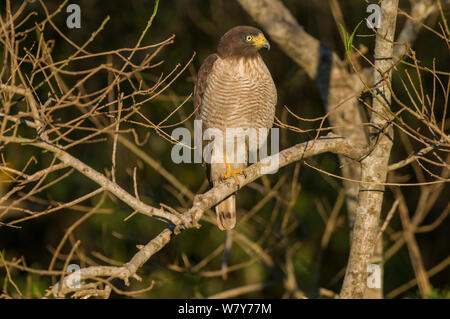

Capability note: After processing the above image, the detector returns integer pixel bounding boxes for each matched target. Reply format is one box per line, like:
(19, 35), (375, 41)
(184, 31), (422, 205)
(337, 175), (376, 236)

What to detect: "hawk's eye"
(245, 35), (253, 42)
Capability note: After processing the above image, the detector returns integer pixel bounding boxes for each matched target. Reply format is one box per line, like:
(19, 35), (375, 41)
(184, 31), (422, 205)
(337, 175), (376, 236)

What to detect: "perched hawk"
(194, 26), (277, 230)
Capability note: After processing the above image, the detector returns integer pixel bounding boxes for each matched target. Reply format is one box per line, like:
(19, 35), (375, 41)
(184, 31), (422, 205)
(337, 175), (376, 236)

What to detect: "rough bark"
(340, 0), (399, 298)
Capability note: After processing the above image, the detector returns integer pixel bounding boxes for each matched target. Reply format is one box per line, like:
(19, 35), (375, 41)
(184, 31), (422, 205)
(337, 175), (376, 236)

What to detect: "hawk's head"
(217, 26), (270, 58)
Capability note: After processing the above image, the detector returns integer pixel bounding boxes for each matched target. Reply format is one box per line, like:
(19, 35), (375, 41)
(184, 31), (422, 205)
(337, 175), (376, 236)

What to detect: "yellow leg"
(221, 154), (243, 185)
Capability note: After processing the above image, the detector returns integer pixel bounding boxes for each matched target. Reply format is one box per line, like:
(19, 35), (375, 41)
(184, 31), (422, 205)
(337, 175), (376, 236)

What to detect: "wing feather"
(194, 54), (218, 119)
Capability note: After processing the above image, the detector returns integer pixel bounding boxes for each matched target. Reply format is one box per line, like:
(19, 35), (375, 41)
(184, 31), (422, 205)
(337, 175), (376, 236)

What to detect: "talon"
(221, 155), (243, 186)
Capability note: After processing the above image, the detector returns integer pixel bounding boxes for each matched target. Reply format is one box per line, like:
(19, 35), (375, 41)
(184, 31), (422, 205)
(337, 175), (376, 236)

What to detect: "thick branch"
(340, 0), (399, 299)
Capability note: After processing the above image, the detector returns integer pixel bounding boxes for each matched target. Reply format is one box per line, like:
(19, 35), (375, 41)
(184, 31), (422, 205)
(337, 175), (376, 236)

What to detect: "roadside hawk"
(194, 26), (277, 230)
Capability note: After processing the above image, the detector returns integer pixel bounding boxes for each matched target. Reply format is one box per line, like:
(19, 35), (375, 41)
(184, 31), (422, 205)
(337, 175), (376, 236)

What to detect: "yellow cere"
(253, 34), (266, 47)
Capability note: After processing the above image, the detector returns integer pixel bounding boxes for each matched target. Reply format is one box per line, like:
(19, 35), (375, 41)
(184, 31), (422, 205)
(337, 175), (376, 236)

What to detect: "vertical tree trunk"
(340, 0), (399, 298)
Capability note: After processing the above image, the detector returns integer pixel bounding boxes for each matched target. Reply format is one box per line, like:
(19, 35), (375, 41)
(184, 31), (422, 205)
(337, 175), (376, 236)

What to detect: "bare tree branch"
(42, 134), (368, 296)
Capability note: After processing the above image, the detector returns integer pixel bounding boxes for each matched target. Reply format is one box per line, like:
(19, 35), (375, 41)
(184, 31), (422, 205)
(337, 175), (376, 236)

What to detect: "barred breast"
(199, 54), (276, 133)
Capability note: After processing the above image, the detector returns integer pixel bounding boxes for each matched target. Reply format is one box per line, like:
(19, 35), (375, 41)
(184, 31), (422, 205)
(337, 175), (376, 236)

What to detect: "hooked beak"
(254, 34), (270, 50)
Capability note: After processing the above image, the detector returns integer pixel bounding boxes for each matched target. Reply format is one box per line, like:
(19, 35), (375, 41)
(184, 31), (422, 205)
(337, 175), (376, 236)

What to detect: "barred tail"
(215, 195), (236, 230)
